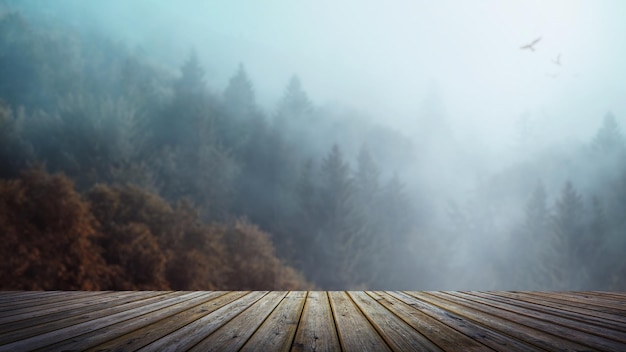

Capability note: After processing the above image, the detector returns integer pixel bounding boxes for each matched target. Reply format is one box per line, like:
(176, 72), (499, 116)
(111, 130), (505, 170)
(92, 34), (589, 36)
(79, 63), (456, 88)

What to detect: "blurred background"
(1, 0), (625, 290)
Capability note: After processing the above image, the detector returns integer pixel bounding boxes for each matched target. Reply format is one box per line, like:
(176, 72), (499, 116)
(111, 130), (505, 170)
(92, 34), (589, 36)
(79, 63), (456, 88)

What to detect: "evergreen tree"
(587, 195), (610, 287)
(146, 51), (239, 219)
(313, 144), (368, 289)
(234, 115), (297, 230)
(0, 102), (32, 178)
(273, 75), (313, 142)
(355, 144), (381, 204)
(353, 144), (384, 285)
(377, 172), (414, 287)
(592, 111), (624, 154)
(287, 158), (317, 270)
(150, 50), (216, 149)
(221, 63), (260, 152)
(550, 181), (586, 289)
(174, 50), (206, 97)
(517, 181), (552, 289)
(276, 75), (312, 119)
(223, 63), (256, 117)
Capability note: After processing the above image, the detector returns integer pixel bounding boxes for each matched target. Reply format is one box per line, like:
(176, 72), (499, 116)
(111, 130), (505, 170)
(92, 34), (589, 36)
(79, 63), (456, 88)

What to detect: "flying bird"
(552, 53), (562, 66)
(520, 37), (542, 51)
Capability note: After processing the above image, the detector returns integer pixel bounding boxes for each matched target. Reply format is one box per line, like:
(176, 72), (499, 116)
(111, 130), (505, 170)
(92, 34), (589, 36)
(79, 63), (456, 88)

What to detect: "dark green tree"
(149, 50), (216, 149)
(220, 63), (261, 152)
(291, 158), (317, 267)
(313, 144), (365, 289)
(0, 102), (32, 178)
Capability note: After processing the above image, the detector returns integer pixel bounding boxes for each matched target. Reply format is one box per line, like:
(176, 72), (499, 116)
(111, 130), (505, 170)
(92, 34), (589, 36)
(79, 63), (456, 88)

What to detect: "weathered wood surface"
(0, 291), (624, 351)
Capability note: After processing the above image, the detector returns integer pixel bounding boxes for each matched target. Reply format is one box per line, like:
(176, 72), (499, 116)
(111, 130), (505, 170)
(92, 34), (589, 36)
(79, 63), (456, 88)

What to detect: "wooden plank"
(484, 291), (626, 331)
(448, 292), (626, 343)
(240, 291), (306, 352)
(387, 291), (540, 351)
(458, 291), (626, 343)
(370, 291), (492, 351)
(533, 292), (626, 312)
(564, 291), (626, 303)
(291, 291), (341, 352)
(0, 292), (169, 341)
(0, 291), (47, 297)
(0, 290), (99, 303)
(509, 291), (626, 316)
(348, 291), (443, 352)
(0, 291), (201, 351)
(0, 291), (68, 301)
(136, 291), (268, 352)
(441, 291), (626, 351)
(399, 291), (578, 352)
(0, 291), (107, 311)
(87, 291), (248, 352)
(0, 291), (143, 326)
(328, 291), (392, 352)
(189, 291), (288, 352)
(0, 291), (68, 303)
(0, 291), (624, 351)
(581, 291), (625, 297)
(522, 291), (626, 316)
(584, 291), (626, 300)
(34, 291), (229, 351)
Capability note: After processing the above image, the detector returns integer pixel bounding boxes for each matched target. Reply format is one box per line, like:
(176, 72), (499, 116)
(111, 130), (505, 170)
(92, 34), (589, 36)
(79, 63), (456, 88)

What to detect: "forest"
(0, 5), (625, 290)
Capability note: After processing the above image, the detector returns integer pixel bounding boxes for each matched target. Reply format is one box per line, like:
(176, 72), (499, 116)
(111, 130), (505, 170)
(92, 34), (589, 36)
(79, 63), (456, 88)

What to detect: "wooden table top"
(0, 291), (625, 351)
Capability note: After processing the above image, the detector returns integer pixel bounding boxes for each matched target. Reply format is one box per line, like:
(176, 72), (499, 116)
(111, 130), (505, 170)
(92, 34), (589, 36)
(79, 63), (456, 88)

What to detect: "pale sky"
(21, 0), (626, 148)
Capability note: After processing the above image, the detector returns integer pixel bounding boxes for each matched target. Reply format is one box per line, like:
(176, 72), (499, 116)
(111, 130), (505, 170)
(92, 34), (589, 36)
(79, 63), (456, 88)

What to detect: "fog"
(1, 0), (625, 290)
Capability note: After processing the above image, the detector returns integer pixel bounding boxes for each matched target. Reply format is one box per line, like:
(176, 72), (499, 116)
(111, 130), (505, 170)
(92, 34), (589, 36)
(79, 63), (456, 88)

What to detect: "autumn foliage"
(0, 167), (110, 289)
(0, 168), (311, 290)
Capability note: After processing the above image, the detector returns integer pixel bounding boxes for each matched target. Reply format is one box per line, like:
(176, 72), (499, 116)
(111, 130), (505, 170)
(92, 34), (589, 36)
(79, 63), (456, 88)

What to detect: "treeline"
(0, 11), (418, 289)
(0, 167), (310, 290)
(3, 9), (623, 291)
(443, 112), (626, 290)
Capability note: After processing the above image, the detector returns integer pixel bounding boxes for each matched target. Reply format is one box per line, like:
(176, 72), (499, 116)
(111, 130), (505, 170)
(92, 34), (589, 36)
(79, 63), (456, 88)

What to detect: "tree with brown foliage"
(88, 184), (190, 290)
(0, 167), (111, 290)
(86, 184), (310, 290)
(223, 220), (312, 290)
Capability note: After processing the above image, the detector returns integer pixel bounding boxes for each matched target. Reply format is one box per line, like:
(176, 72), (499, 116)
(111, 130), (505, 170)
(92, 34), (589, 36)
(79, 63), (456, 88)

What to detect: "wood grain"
(1, 291), (625, 352)
(291, 291), (341, 352)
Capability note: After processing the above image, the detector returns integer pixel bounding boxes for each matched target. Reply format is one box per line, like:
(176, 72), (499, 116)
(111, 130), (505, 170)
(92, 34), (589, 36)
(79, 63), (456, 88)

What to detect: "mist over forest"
(1, 0), (625, 290)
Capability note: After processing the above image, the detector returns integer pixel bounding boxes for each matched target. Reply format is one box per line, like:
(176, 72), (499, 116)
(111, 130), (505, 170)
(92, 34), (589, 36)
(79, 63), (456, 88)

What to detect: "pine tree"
(150, 50), (216, 149)
(550, 181), (586, 289)
(355, 144), (381, 203)
(223, 63), (256, 117)
(592, 111), (624, 154)
(378, 172), (414, 287)
(352, 144), (384, 286)
(0, 102), (32, 178)
(290, 158), (317, 269)
(174, 50), (206, 97)
(517, 181), (552, 289)
(315, 144), (364, 289)
(221, 63), (261, 152)
(276, 75), (312, 119)
(586, 195), (611, 287)
(273, 75), (313, 140)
